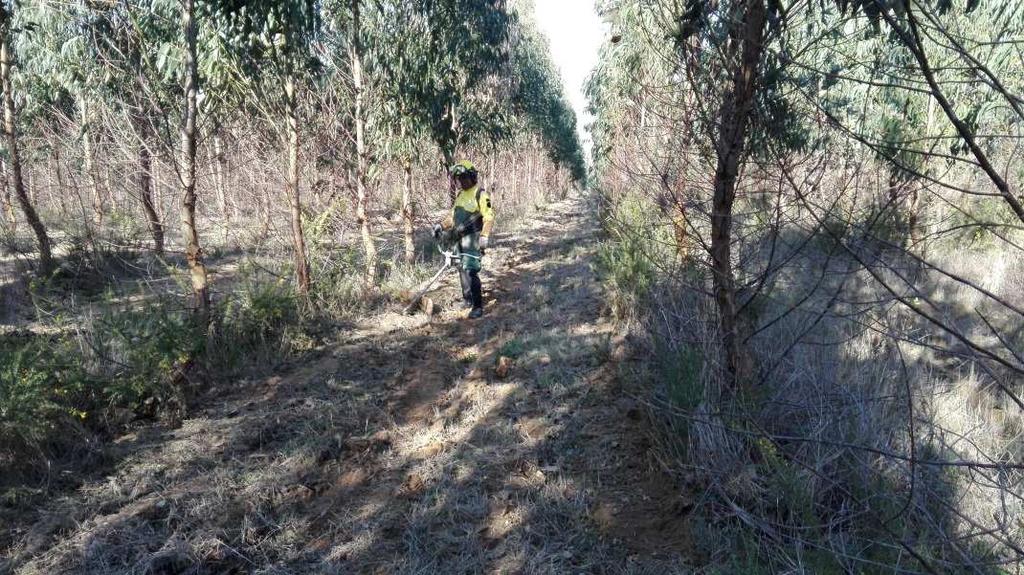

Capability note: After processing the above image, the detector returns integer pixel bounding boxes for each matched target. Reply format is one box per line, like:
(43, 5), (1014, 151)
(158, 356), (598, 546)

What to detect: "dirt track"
(6, 193), (694, 574)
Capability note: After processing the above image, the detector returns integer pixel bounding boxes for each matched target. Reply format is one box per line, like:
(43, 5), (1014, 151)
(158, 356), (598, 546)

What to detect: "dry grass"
(599, 156), (1024, 571)
(2, 193), (695, 575)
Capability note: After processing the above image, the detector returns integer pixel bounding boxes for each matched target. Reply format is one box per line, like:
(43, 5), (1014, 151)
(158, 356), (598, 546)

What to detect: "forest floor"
(4, 192), (697, 574)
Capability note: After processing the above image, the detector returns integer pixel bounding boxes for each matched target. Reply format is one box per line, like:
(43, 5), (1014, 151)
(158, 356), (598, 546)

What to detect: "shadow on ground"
(4, 194), (694, 575)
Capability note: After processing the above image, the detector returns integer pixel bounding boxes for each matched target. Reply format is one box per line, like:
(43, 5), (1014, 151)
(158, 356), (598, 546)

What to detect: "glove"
(432, 224), (442, 239)
(479, 236), (489, 251)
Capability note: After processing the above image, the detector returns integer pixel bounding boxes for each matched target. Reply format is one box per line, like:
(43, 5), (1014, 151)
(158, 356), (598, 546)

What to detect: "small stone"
(420, 297), (436, 315)
(495, 356), (513, 378)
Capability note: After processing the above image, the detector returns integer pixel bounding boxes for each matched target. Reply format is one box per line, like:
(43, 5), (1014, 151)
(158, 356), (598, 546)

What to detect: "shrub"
(86, 299), (204, 410)
(594, 195), (667, 321)
(0, 341), (64, 455)
(658, 343), (703, 412)
(1, 296), (205, 464)
(0, 335), (93, 459)
(213, 275), (306, 370)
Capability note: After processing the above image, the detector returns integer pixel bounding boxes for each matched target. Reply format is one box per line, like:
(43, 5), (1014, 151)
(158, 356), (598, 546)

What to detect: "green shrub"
(214, 277), (305, 369)
(1, 296), (206, 462)
(594, 197), (662, 320)
(0, 342), (64, 454)
(658, 343), (703, 411)
(89, 300), (204, 409)
(499, 338), (527, 359)
(0, 336), (94, 457)
(105, 209), (148, 248)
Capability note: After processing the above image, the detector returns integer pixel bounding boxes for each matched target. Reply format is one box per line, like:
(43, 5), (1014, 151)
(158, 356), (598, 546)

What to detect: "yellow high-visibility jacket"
(443, 185), (494, 237)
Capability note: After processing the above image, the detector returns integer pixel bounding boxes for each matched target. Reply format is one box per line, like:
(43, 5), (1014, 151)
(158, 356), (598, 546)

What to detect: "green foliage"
(0, 298), (203, 461)
(0, 338), (73, 455)
(945, 196), (1021, 248)
(89, 300), (204, 408)
(2, 273), (315, 464)
(499, 338), (527, 359)
(218, 276), (300, 355)
(366, 0), (514, 161)
(594, 196), (667, 320)
(658, 343), (703, 411)
(364, 0), (584, 180)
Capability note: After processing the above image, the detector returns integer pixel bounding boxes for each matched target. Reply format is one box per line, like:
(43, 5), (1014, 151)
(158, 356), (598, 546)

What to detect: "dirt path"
(6, 193), (693, 574)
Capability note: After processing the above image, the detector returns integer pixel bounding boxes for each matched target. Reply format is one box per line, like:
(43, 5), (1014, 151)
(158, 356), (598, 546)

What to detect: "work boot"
(468, 307), (484, 319)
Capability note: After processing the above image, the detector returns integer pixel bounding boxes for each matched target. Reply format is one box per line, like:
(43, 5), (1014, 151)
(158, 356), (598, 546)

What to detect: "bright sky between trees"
(532, 0), (605, 156)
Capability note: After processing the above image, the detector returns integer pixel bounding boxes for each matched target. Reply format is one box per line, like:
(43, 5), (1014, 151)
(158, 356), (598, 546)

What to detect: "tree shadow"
(647, 214), (1024, 572)
(4, 198), (696, 574)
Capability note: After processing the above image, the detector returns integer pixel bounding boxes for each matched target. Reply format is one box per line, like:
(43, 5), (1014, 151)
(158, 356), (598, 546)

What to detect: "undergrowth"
(593, 194), (671, 322)
(593, 186), (1024, 572)
(0, 235), (442, 474)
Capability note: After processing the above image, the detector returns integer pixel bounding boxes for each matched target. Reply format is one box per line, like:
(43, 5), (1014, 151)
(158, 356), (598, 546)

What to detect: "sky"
(531, 0), (606, 155)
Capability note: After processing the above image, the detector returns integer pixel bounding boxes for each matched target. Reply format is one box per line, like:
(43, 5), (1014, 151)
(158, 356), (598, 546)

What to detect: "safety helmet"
(449, 160), (478, 179)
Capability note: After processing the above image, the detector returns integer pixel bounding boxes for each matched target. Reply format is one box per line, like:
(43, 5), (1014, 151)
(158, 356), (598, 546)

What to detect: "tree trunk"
(139, 139), (164, 255)
(153, 154), (164, 222)
(259, 178), (271, 239)
(180, 0), (210, 318)
(511, 153), (518, 204)
(352, 0), (377, 285)
(442, 144), (456, 203)
(710, 0), (767, 390)
(52, 148), (69, 218)
(1, 23), (51, 275)
(526, 147), (534, 202)
(213, 131), (229, 221)
(284, 73), (311, 294)
(80, 98), (104, 228)
(1, 159), (15, 233)
(403, 157), (414, 265)
(441, 98), (460, 203)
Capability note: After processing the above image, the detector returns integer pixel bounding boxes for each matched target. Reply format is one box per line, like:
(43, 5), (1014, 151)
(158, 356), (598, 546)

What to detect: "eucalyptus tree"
(76, 1), (173, 254)
(348, 0), (376, 284)
(367, 1), (433, 265)
(180, 0), (209, 317)
(206, 0), (321, 293)
(18, 0), (112, 228)
(507, 3), (585, 185)
(588, 0), (1024, 569)
(374, 0), (513, 192)
(0, 1), (51, 275)
(589, 0), (764, 386)
(367, 0), (583, 263)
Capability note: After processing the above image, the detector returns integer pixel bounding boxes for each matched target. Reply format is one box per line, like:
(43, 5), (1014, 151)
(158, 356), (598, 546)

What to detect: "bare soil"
(3, 193), (695, 574)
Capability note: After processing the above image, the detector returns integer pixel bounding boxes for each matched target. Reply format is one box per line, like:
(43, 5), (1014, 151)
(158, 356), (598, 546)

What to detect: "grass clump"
(658, 342), (703, 412)
(499, 337), (527, 358)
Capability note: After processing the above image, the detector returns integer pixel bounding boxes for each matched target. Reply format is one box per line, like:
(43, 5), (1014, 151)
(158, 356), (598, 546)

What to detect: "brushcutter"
(402, 217), (483, 315)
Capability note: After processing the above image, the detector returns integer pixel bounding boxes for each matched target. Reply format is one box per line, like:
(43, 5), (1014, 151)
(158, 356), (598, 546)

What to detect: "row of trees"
(0, 0), (584, 317)
(588, 0), (1024, 570)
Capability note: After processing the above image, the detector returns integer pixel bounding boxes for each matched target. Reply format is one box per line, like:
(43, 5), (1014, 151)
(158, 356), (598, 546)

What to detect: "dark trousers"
(459, 267), (483, 308)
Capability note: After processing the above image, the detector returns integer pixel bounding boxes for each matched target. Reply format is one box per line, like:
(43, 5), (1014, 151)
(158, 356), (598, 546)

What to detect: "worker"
(432, 160), (494, 318)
